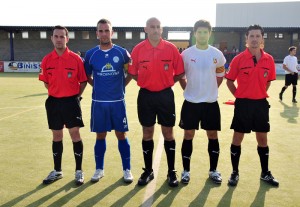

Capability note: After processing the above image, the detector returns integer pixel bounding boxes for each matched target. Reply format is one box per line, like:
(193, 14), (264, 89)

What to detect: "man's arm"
(79, 82), (87, 97)
(125, 74), (132, 86)
(226, 79), (236, 96)
(283, 64), (295, 74)
(87, 74), (93, 86)
(217, 77), (223, 87)
(174, 73), (185, 83)
(43, 82), (49, 89)
(179, 78), (186, 90)
(266, 81), (271, 91)
(128, 73), (138, 82)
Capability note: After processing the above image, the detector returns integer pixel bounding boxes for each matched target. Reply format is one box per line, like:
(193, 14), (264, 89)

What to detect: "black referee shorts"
(285, 73), (298, 86)
(230, 98), (270, 133)
(45, 95), (84, 130)
(137, 88), (175, 127)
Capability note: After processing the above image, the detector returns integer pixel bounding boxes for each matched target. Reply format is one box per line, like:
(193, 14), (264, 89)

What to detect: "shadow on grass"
(110, 184), (143, 207)
(155, 181), (184, 207)
(250, 180), (279, 207)
(0, 183), (47, 207)
(189, 178), (222, 207)
(216, 185), (235, 207)
(15, 93), (48, 99)
(141, 180), (184, 207)
(26, 181), (79, 207)
(0, 181), (77, 207)
(47, 182), (93, 207)
(76, 178), (127, 207)
(279, 101), (299, 124)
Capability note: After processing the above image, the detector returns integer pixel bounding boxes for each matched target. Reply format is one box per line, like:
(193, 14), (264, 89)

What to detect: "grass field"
(0, 73), (299, 207)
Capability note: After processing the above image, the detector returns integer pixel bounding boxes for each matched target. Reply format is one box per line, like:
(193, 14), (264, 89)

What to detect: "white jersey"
(181, 45), (226, 103)
(283, 55), (298, 74)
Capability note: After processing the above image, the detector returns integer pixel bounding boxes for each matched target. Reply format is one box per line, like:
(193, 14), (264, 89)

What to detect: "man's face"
(96, 23), (113, 45)
(246, 29), (263, 49)
(51, 29), (68, 50)
(144, 19), (162, 42)
(194, 27), (210, 46)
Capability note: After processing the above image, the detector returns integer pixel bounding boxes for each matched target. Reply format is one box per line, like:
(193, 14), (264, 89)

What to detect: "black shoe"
(292, 99), (297, 103)
(181, 170), (190, 184)
(138, 168), (154, 186)
(167, 170), (179, 187)
(209, 170), (222, 184)
(260, 171), (279, 187)
(279, 93), (283, 101)
(43, 170), (63, 184)
(228, 171), (239, 186)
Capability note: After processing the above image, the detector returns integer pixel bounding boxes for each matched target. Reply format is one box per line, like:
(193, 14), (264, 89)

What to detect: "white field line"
(0, 104), (91, 122)
(0, 107), (42, 121)
(142, 133), (164, 207)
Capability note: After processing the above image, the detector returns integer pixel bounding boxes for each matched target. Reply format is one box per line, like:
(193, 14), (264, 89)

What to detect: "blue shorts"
(90, 100), (129, 133)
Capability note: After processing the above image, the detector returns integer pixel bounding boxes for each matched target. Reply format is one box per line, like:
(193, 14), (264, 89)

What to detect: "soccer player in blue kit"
(84, 19), (133, 183)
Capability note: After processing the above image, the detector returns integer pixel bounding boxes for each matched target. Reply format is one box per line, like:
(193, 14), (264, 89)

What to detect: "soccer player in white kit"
(179, 19), (226, 184)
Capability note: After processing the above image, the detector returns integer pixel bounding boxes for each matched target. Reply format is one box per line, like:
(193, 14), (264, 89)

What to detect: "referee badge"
(164, 63), (169, 70)
(68, 72), (72, 78)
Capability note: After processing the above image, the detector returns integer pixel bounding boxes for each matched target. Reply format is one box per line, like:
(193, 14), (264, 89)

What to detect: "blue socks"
(94, 139), (106, 170)
(118, 138), (131, 170)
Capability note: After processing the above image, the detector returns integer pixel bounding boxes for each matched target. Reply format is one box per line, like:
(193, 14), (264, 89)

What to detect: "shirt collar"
(51, 47), (70, 59)
(145, 38), (165, 50)
(245, 48), (267, 60)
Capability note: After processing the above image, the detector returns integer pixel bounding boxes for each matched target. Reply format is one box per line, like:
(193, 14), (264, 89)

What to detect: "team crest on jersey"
(264, 70), (268, 78)
(164, 64), (169, 70)
(213, 58), (217, 64)
(68, 72), (72, 78)
(113, 56), (120, 63)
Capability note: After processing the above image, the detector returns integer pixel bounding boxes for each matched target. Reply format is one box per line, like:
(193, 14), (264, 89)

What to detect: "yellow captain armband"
(216, 66), (225, 73)
(124, 63), (128, 73)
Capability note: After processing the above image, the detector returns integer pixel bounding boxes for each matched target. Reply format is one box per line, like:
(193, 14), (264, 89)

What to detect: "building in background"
(0, 2), (299, 63)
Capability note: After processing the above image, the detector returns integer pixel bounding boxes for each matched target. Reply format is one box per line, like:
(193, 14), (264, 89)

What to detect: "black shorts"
(230, 98), (270, 133)
(137, 88), (175, 127)
(45, 95), (84, 130)
(179, 100), (221, 130)
(285, 73), (298, 86)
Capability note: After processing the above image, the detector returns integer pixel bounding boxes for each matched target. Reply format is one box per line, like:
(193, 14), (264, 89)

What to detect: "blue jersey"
(84, 45), (130, 101)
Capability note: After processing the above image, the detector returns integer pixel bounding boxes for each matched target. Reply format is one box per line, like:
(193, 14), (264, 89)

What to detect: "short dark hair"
(52, 25), (68, 36)
(97, 18), (112, 27)
(193, 20), (212, 33)
(288, 46), (297, 52)
(246, 24), (264, 36)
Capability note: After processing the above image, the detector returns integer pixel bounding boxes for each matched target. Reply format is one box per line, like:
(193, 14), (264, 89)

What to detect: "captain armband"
(216, 66), (225, 74)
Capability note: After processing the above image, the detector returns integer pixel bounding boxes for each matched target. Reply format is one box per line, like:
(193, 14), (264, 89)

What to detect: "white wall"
(216, 2), (300, 27)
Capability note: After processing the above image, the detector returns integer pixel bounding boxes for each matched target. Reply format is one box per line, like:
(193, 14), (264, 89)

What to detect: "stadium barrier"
(0, 61), (298, 74)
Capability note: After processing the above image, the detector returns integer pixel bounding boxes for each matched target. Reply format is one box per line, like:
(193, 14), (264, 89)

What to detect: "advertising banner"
(0, 61), (4, 72)
(3, 61), (40, 72)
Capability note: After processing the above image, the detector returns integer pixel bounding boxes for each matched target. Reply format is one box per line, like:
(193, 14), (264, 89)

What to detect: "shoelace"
(124, 170), (131, 177)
